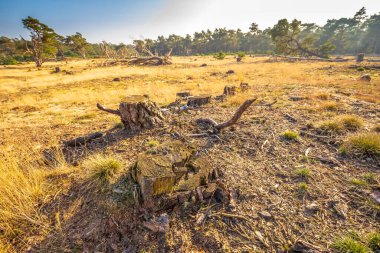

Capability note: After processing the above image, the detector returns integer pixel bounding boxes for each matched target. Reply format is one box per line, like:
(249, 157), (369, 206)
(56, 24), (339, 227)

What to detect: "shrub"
(83, 154), (122, 186)
(332, 236), (371, 253)
(281, 130), (299, 141)
(0, 57), (19, 65)
(237, 51), (246, 58)
(357, 67), (365, 71)
(214, 52), (226, 60)
(339, 133), (380, 158)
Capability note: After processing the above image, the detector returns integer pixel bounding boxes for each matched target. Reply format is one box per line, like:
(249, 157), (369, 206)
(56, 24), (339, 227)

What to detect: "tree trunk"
(97, 95), (165, 132)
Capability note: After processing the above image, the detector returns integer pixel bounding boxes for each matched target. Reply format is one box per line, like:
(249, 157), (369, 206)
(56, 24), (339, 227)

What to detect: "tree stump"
(187, 95), (211, 107)
(356, 53), (364, 63)
(240, 82), (251, 92)
(223, 86), (237, 96)
(97, 95), (165, 132)
(176, 91), (192, 98)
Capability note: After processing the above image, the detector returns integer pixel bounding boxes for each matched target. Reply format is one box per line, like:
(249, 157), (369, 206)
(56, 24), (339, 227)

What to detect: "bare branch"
(96, 103), (121, 116)
(195, 98), (258, 132)
(215, 98), (257, 130)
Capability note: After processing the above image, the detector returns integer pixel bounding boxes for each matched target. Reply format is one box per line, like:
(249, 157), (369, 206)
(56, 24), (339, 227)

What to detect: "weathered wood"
(64, 132), (103, 147)
(97, 103), (121, 116)
(215, 98), (256, 130)
(176, 91), (192, 98)
(187, 95), (211, 107)
(240, 82), (251, 92)
(356, 53), (364, 62)
(223, 86), (237, 96)
(196, 98), (257, 132)
(97, 95), (165, 132)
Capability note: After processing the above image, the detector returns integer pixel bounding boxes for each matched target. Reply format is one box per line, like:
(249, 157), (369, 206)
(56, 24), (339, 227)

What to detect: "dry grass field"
(0, 56), (379, 252)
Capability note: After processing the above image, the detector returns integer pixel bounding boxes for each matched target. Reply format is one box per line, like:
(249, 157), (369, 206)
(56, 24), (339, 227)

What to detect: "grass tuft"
(83, 154), (122, 186)
(339, 133), (380, 158)
(145, 139), (160, 148)
(318, 115), (363, 134)
(295, 168), (311, 180)
(281, 130), (299, 141)
(297, 182), (308, 196)
(315, 93), (330, 100)
(320, 101), (340, 111)
(0, 154), (52, 250)
(367, 232), (380, 252)
(339, 115), (364, 131)
(332, 236), (371, 253)
(350, 178), (368, 188)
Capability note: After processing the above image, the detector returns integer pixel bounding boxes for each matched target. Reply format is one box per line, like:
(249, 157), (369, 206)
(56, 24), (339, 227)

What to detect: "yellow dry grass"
(0, 56), (379, 250)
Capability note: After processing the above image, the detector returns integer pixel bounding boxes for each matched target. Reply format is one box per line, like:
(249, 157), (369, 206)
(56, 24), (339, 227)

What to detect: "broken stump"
(97, 95), (165, 132)
(356, 53), (364, 63)
(187, 95), (211, 107)
(130, 140), (213, 203)
(223, 86), (237, 96)
(176, 91), (192, 98)
(359, 74), (371, 82)
(240, 82), (251, 92)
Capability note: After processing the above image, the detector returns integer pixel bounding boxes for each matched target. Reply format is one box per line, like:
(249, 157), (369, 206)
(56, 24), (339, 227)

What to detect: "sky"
(0, 0), (379, 43)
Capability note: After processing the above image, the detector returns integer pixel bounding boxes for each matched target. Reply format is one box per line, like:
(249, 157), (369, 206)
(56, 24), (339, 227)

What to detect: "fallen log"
(187, 95), (212, 107)
(127, 56), (171, 66)
(64, 132), (103, 147)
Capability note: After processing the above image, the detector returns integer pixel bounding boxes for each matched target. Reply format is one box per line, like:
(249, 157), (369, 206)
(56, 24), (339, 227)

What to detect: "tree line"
(0, 7), (379, 66)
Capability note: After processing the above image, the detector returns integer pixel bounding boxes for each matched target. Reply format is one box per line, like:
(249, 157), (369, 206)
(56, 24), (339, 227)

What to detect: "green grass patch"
(367, 232), (380, 252)
(145, 139), (160, 148)
(281, 130), (299, 141)
(295, 168), (311, 180)
(350, 178), (368, 188)
(332, 236), (371, 253)
(297, 182), (308, 196)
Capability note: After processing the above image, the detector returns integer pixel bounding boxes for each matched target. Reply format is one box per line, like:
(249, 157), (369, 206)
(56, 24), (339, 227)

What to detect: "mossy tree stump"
(97, 95), (165, 132)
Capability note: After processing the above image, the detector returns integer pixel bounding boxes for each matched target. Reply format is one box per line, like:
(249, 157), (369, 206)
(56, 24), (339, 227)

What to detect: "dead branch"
(196, 98), (257, 131)
(96, 103), (121, 116)
(64, 132), (103, 147)
(215, 98), (257, 130)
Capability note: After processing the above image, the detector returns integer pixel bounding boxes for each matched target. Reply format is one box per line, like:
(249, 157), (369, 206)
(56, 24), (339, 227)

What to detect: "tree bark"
(97, 95), (165, 132)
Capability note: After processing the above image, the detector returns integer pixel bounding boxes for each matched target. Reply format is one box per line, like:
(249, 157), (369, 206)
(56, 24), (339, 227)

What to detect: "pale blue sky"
(0, 0), (379, 43)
